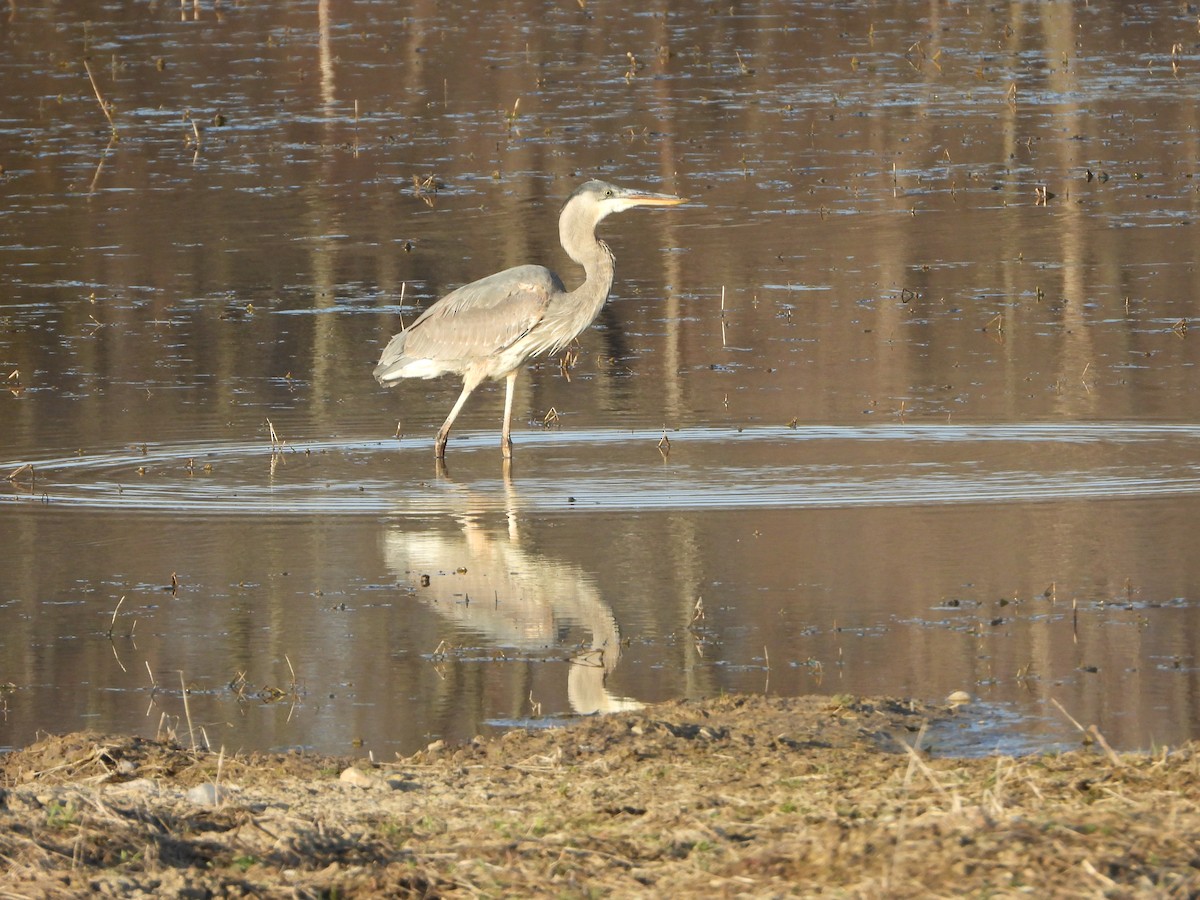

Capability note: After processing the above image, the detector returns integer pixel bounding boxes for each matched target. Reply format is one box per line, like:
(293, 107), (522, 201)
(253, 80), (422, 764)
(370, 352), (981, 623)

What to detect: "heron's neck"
(563, 234), (616, 319)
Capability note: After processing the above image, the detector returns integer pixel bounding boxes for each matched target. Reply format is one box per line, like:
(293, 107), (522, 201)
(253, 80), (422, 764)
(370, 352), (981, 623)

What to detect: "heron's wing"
(403, 265), (562, 363)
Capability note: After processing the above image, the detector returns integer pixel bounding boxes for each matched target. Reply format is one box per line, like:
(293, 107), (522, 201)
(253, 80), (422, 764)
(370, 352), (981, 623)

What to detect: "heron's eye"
(604, 189), (613, 197)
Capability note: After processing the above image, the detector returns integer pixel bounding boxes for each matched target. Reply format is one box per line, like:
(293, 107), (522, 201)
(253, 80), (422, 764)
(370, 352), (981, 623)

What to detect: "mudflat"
(2, 695), (1195, 897)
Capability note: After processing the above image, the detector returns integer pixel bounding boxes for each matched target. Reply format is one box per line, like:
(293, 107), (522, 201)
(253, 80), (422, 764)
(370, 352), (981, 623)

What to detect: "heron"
(373, 180), (685, 458)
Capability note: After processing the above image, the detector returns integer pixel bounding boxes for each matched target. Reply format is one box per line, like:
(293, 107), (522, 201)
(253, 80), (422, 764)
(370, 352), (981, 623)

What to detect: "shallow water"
(3, 1), (1200, 756)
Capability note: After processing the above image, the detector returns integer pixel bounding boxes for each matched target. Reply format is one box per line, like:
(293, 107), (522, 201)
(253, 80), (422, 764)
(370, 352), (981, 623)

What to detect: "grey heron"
(373, 180), (685, 458)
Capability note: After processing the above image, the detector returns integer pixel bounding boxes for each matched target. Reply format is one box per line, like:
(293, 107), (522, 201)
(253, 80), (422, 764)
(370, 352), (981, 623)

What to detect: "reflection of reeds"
(106, 596), (125, 638)
(88, 137), (116, 194)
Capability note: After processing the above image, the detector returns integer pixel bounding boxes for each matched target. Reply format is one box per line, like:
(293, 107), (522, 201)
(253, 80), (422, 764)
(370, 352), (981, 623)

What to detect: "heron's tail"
(374, 332), (445, 385)
(373, 332), (412, 385)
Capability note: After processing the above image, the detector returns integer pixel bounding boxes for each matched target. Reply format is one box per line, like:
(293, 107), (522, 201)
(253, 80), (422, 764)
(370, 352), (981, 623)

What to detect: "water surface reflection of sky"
(3, 1), (1200, 755)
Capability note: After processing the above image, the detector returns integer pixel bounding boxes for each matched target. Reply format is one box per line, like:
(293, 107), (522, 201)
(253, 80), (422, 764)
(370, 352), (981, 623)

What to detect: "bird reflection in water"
(381, 473), (640, 716)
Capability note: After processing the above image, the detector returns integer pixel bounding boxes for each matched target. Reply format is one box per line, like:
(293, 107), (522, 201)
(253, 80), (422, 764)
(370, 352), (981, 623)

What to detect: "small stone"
(339, 767), (385, 789)
(186, 782), (229, 806)
(110, 778), (158, 795)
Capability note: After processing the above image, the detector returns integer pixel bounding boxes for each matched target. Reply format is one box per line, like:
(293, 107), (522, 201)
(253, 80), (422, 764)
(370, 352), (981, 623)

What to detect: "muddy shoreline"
(2, 694), (1195, 897)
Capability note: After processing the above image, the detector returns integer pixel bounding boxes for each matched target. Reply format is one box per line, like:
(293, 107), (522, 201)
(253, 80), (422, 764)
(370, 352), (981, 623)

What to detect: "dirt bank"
(2, 695), (1196, 897)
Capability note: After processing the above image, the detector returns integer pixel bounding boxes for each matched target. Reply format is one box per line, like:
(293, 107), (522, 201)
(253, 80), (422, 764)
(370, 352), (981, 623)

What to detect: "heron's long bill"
(607, 188), (686, 215)
(622, 190), (686, 207)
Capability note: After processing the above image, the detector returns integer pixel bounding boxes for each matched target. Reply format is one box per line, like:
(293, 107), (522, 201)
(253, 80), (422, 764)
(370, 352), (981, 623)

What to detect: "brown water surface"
(3, 1), (1200, 756)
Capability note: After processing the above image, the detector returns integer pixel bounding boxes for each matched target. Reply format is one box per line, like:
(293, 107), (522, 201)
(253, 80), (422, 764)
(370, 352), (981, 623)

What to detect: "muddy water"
(4, 1), (1200, 756)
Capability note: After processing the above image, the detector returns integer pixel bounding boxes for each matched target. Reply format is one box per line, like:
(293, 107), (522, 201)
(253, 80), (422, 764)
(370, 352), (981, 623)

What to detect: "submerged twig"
(7, 462), (33, 482)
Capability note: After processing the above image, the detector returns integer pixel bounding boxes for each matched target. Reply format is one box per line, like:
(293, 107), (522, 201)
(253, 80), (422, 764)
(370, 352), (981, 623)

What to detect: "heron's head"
(563, 180), (686, 225)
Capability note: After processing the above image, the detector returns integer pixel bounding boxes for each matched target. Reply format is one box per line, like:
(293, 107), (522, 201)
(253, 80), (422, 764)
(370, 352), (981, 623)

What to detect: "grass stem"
(83, 59), (116, 136)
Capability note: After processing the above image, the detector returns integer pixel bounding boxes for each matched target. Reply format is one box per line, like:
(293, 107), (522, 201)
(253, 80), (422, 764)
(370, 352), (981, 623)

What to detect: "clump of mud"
(2, 695), (1197, 897)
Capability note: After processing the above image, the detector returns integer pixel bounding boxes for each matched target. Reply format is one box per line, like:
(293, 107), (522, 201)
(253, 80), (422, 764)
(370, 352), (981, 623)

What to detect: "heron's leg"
(435, 380), (477, 458)
(500, 371), (517, 458)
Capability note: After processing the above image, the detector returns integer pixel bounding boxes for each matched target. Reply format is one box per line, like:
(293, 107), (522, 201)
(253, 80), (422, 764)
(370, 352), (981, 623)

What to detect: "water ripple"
(4, 423), (1200, 517)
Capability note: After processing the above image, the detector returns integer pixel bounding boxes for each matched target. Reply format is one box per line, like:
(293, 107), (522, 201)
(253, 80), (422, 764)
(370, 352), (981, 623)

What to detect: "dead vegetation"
(1, 695), (1198, 897)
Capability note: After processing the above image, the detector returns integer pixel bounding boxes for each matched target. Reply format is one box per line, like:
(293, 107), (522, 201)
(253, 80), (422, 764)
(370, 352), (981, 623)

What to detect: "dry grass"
(1, 695), (1198, 897)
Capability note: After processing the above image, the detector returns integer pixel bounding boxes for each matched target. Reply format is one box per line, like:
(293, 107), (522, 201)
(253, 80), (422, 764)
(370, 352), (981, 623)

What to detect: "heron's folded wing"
(404, 266), (560, 361)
